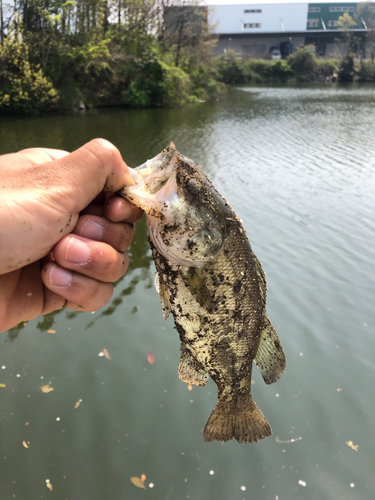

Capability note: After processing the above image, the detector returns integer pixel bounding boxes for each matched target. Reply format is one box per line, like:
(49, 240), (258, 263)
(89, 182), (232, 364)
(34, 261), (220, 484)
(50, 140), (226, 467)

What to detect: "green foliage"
(338, 54), (356, 82)
(315, 59), (339, 80)
(121, 55), (193, 108)
(270, 59), (294, 82)
(216, 51), (258, 84)
(0, 28), (59, 114)
(287, 45), (317, 82)
(357, 61), (375, 81)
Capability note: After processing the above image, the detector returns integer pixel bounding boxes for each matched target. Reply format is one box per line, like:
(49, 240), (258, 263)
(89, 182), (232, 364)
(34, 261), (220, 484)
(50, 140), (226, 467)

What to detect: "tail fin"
(203, 394), (272, 444)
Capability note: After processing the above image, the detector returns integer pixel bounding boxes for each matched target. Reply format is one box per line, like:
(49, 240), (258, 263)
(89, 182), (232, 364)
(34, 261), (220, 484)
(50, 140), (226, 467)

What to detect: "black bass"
(119, 143), (286, 443)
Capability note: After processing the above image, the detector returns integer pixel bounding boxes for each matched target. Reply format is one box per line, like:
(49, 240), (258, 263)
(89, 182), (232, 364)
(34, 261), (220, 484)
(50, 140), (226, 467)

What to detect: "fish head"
(119, 143), (226, 267)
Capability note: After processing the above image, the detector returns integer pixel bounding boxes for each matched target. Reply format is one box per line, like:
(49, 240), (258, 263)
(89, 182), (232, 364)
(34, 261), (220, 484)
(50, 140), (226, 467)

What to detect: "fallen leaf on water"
(74, 399), (82, 409)
(130, 477), (146, 489)
(147, 351), (155, 364)
(22, 441), (29, 448)
(141, 474), (146, 482)
(103, 348), (111, 360)
(48, 329), (56, 334)
(0, 383), (6, 388)
(346, 440), (359, 451)
(46, 479), (53, 491)
(188, 384), (192, 391)
(41, 384), (54, 393)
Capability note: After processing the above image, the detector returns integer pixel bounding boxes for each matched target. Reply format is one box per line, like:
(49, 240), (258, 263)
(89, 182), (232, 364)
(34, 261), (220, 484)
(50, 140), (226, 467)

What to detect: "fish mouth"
(118, 143), (178, 214)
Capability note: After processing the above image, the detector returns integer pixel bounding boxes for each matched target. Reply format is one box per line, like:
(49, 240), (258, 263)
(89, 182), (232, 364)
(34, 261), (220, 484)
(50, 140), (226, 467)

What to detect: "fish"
(118, 143), (286, 443)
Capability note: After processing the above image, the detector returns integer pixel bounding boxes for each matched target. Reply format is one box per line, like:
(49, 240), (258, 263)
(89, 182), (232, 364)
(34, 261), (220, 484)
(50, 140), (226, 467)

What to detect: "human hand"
(0, 139), (143, 332)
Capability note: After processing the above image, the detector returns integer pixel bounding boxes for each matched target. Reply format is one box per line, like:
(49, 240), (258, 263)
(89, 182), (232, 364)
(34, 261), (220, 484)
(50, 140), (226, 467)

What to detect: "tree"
(161, 0), (216, 69)
(337, 12), (360, 55)
(357, 2), (375, 61)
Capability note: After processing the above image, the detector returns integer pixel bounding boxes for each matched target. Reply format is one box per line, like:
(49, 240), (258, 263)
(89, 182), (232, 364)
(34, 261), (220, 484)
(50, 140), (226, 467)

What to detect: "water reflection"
(1, 85), (375, 500)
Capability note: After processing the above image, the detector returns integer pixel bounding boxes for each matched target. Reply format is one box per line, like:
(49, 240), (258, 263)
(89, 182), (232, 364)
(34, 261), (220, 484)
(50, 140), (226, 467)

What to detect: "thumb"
(50, 138), (139, 214)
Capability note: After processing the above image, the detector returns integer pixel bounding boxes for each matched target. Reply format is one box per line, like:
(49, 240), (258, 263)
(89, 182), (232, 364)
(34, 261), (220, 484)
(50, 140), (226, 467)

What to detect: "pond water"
(1, 84), (374, 500)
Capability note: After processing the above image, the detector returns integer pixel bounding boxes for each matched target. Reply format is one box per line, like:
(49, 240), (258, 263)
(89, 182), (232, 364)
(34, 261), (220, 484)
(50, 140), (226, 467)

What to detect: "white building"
(207, 1), (367, 58)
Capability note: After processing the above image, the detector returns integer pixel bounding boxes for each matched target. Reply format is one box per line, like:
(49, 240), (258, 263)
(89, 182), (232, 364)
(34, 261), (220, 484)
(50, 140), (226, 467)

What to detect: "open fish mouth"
(119, 144), (179, 214)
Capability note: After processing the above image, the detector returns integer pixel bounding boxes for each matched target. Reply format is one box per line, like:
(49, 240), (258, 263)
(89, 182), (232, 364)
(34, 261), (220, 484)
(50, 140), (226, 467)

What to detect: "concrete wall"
(216, 35), (306, 57)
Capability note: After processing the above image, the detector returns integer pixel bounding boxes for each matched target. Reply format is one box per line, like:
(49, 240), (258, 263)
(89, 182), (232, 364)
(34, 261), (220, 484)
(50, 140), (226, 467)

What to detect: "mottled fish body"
(119, 143), (286, 443)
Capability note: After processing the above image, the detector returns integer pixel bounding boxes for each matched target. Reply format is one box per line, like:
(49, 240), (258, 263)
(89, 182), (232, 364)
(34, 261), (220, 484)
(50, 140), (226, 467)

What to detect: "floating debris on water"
(346, 440), (359, 451)
(40, 384), (54, 393)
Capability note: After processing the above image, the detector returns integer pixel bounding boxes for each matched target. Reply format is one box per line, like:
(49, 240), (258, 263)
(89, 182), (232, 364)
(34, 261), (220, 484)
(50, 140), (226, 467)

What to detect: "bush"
(0, 33), (59, 114)
(122, 55), (192, 108)
(316, 59), (339, 81)
(216, 51), (249, 84)
(270, 59), (294, 82)
(357, 61), (375, 81)
(338, 54), (355, 82)
(287, 45), (317, 81)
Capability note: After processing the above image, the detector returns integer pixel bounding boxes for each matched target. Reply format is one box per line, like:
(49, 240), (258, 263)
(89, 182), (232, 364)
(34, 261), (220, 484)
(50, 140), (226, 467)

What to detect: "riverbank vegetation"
(1, 1), (375, 115)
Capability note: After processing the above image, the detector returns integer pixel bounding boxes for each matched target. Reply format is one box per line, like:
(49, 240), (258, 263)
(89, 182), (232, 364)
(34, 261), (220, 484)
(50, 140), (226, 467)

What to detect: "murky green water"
(1, 84), (375, 500)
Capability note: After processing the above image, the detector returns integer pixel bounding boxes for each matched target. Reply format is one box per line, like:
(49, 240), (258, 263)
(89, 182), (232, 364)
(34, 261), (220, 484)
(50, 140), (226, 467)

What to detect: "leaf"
(22, 441), (29, 448)
(46, 479), (53, 491)
(147, 351), (155, 364)
(41, 384), (54, 393)
(103, 348), (111, 360)
(0, 383), (6, 388)
(130, 477), (146, 489)
(346, 440), (359, 451)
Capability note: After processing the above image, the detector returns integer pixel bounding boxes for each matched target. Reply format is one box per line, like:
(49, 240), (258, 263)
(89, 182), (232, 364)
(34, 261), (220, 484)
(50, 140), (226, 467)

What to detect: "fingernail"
(65, 236), (91, 264)
(80, 219), (103, 241)
(50, 264), (72, 287)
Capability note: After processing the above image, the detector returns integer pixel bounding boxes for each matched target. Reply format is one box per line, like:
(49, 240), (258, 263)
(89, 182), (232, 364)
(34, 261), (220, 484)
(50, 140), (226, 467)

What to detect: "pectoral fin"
(154, 273), (170, 320)
(254, 314), (286, 384)
(178, 346), (208, 386)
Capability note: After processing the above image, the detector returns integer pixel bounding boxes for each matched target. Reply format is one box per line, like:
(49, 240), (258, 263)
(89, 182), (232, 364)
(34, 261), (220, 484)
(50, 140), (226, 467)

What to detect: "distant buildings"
(208, 2), (368, 58)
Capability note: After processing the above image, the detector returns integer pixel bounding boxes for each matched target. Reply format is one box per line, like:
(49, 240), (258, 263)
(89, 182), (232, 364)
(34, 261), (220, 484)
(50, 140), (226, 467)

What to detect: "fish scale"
(119, 143), (286, 444)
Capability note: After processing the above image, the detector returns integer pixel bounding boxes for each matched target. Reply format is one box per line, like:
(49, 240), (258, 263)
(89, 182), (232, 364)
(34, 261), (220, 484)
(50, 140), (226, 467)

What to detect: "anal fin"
(154, 272), (170, 320)
(254, 314), (286, 385)
(178, 346), (208, 386)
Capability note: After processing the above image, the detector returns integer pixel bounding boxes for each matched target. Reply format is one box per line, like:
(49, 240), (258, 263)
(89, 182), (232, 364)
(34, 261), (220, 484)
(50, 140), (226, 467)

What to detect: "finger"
(73, 214), (135, 253)
(41, 262), (113, 312)
(48, 139), (141, 215)
(104, 195), (144, 224)
(80, 202), (105, 218)
(52, 235), (129, 283)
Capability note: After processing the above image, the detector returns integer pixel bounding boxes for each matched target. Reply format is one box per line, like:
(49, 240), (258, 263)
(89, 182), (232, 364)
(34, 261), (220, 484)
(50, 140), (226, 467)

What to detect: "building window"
(244, 23), (261, 28)
(307, 19), (320, 28)
(244, 9), (262, 14)
(328, 20), (338, 27)
(329, 6), (355, 12)
(308, 7), (321, 13)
